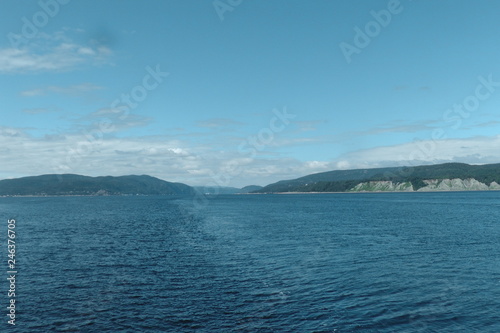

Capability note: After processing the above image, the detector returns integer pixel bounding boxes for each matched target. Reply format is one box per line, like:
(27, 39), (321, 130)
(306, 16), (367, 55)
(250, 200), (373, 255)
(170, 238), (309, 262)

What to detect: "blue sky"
(1, 0), (500, 187)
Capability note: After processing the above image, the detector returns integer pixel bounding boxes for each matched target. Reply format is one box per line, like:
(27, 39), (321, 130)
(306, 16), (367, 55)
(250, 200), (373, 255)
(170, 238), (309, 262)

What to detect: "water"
(1, 192), (499, 332)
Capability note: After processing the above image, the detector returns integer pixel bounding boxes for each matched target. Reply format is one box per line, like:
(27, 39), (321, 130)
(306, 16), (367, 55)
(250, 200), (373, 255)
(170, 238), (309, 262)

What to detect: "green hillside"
(255, 163), (500, 193)
(0, 174), (194, 196)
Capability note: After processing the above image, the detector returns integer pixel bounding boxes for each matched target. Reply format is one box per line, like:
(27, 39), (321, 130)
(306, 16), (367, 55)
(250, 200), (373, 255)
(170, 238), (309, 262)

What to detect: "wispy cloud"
(393, 85), (431, 92)
(196, 118), (245, 129)
(463, 120), (500, 129)
(21, 83), (104, 97)
(0, 31), (113, 73)
(79, 108), (153, 132)
(334, 135), (500, 169)
(356, 119), (438, 136)
(295, 120), (327, 132)
(0, 126), (28, 138)
(22, 108), (56, 115)
(327, 119), (439, 145)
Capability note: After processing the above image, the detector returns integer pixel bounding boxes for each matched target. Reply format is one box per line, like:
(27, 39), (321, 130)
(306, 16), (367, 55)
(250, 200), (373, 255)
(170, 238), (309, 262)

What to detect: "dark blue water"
(1, 192), (499, 332)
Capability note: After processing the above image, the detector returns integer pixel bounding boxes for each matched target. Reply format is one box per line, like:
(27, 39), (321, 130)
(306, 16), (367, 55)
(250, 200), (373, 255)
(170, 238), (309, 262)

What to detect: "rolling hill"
(0, 174), (194, 196)
(254, 163), (500, 193)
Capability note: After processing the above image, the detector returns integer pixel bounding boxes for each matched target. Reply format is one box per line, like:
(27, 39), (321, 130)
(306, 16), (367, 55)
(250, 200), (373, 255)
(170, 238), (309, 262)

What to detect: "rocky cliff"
(350, 181), (414, 192)
(349, 178), (500, 192)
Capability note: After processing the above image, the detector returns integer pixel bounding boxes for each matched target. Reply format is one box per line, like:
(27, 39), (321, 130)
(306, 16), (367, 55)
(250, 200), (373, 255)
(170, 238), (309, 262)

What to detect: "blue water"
(1, 192), (499, 332)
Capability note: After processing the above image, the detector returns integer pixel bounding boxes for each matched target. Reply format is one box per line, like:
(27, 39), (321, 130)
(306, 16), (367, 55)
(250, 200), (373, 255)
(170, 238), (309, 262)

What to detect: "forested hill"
(254, 163), (500, 193)
(0, 174), (194, 196)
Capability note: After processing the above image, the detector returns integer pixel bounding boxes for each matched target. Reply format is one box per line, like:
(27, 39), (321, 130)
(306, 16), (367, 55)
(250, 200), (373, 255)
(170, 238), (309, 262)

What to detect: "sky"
(1, 0), (500, 187)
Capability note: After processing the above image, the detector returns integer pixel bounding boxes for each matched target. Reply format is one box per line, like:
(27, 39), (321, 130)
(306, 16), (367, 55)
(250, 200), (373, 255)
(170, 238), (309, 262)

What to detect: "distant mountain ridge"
(3, 163), (500, 196)
(193, 185), (263, 195)
(0, 174), (193, 196)
(254, 163), (500, 193)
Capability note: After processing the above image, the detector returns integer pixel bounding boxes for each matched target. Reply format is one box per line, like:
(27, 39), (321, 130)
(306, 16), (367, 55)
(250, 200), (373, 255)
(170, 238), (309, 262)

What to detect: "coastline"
(241, 189), (500, 195)
(3, 189), (500, 198)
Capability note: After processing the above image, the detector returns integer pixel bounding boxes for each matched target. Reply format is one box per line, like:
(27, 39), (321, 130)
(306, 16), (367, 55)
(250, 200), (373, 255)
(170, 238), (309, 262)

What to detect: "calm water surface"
(1, 192), (499, 332)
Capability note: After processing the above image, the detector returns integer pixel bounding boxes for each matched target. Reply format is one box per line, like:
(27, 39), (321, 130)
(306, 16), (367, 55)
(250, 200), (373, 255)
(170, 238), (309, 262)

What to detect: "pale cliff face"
(350, 181), (414, 192)
(490, 181), (500, 190)
(417, 178), (490, 191)
(349, 178), (500, 192)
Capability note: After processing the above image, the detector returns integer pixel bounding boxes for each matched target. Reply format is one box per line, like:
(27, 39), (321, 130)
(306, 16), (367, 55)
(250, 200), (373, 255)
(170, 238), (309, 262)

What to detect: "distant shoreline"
(2, 189), (500, 198)
(0, 194), (178, 198)
(248, 189), (500, 194)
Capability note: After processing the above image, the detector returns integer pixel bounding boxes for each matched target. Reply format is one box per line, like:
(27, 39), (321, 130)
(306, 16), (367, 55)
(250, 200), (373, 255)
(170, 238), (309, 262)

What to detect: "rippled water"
(1, 192), (499, 332)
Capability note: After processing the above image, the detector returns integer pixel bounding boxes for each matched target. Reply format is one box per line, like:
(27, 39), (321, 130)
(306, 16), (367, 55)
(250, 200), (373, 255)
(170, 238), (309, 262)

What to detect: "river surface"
(1, 192), (499, 332)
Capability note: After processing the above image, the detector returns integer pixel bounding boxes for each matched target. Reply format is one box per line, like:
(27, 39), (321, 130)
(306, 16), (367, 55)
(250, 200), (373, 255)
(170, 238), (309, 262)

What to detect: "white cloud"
(77, 47), (96, 56)
(2, 120), (499, 188)
(0, 127), (27, 137)
(335, 135), (500, 168)
(0, 125), (336, 187)
(336, 160), (351, 169)
(0, 31), (113, 73)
